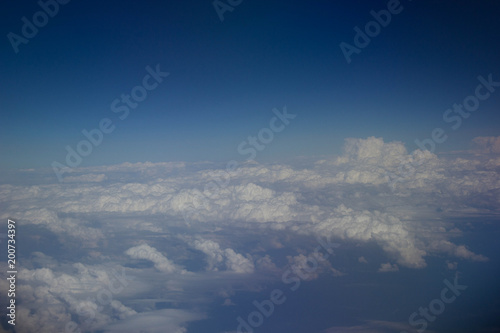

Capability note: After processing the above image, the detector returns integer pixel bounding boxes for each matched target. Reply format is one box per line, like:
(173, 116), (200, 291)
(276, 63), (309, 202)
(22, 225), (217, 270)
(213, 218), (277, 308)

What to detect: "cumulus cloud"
(286, 250), (343, 280)
(1, 136), (496, 332)
(472, 136), (500, 154)
(7, 208), (105, 248)
(428, 240), (489, 262)
(358, 256), (368, 264)
(255, 254), (279, 272)
(335, 136), (408, 168)
(326, 136), (443, 189)
(191, 238), (254, 274)
(378, 263), (399, 273)
(1, 136), (493, 271)
(10, 261), (138, 333)
(309, 205), (427, 268)
(125, 244), (187, 274)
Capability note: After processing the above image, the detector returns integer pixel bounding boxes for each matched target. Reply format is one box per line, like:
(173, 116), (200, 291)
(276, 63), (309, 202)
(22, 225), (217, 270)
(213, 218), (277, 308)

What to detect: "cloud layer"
(1, 136), (497, 332)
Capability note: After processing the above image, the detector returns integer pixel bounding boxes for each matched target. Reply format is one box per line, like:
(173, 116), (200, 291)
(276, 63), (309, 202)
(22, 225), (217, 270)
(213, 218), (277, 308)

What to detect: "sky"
(1, 0), (500, 168)
(1, 1), (500, 333)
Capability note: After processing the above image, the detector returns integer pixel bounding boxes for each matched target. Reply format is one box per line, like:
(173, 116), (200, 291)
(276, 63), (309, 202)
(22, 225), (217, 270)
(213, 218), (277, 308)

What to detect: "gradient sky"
(1, 0), (499, 169)
(1, 3), (500, 333)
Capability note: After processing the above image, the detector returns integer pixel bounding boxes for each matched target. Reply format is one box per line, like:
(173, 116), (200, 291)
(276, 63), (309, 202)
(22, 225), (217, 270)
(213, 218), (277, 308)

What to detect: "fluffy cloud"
(427, 240), (488, 262)
(286, 251), (344, 280)
(7, 208), (105, 248)
(10, 260), (138, 333)
(1, 136), (497, 332)
(191, 238), (254, 274)
(378, 263), (399, 273)
(125, 244), (187, 274)
(1, 137), (495, 271)
(308, 204), (427, 268)
(472, 136), (500, 153)
(255, 254), (279, 272)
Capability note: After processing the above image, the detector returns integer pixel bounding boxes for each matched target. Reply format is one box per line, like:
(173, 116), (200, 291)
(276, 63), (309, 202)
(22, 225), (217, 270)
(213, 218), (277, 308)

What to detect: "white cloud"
(12, 261), (138, 333)
(125, 244), (187, 274)
(286, 251), (343, 280)
(309, 204), (427, 268)
(428, 240), (488, 262)
(446, 261), (458, 270)
(1, 136), (494, 271)
(378, 263), (399, 273)
(1, 136), (497, 332)
(256, 254), (279, 272)
(191, 238), (254, 274)
(472, 136), (500, 154)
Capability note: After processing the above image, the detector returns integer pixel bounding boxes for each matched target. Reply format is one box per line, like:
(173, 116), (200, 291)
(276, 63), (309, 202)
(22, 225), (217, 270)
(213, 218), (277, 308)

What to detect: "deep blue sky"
(1, 0), (499, 168)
